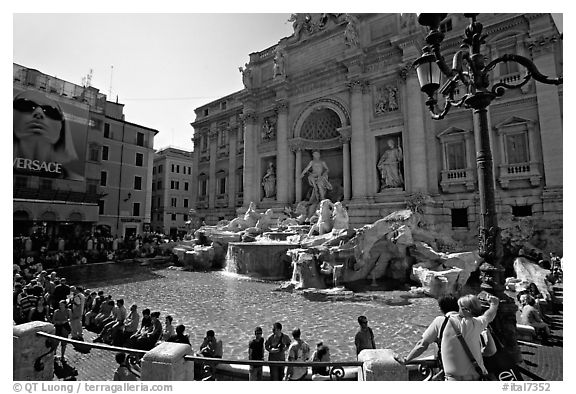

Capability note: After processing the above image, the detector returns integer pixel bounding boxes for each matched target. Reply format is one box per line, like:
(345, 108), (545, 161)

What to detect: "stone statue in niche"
(262, 162), (276, 199)
(375, 86), (399, 114)
(377, 138), (404, 190)
(300, 150), (333, 203)
(239, 63), (252, 89)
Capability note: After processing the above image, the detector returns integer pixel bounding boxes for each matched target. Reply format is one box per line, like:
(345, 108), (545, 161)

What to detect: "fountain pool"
(74, 266), (440, 361)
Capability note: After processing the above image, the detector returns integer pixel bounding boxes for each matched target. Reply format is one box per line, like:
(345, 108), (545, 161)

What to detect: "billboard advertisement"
(13, 87), (88, 181)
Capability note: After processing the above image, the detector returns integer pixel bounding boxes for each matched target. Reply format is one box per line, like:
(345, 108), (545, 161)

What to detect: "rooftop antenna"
(108, 65), (114, 98)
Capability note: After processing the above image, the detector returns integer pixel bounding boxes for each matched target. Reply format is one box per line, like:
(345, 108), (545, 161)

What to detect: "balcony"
(498, 162), (542, 189)
(439, 168), (475, 193)
(215, 194), (229, 208)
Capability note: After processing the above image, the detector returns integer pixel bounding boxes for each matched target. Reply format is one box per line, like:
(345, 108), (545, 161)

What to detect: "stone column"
(349, 80), (368, 199)
(242, 112), (259, 206)
(531, 37), (563, 187)
(191, 136), (202, 207)
(275, 100), (290, 204)
(227, 125), (237, 209)
(141, 342), (194, 381)
(357, 349), (408, 381)
(403, 70), (428, 193)
(396, 40), (429, 193)
(208, 127), (218, 209)
(293, 145), (303, 202)
(13, 322), (56, 381)
(338, 126), (352, 201)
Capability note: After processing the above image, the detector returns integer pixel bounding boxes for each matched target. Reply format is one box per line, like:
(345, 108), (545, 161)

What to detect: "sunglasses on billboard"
(13, 98), (63, 121)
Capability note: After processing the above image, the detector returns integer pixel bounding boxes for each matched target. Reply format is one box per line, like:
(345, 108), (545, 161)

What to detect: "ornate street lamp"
(413, 13), (562, 366)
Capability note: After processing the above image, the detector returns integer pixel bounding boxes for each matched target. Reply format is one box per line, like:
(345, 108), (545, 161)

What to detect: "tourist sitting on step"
(84, 291), (105, 330)
(161, 315), (175, 342)
(132, 311), (163, 350)
(93, 299), (115, 331)
(128, 308), (151, 347)
(120, 304), (140, 346)
(167, 324), (191, 346)
(95, 299), (127, 344)
(519, 294), (551, 342)
(517, 283), (551, 323)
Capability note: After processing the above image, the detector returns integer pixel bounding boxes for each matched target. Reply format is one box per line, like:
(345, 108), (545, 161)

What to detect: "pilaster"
(208, 127), (218, 209)
(275, 99), (290, 204)
(241, 112), (259, 206)
(348, 79), (369, 199)
(528, 33), (563, 187)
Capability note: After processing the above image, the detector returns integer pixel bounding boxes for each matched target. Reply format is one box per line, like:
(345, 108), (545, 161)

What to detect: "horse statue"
(332, 201), (349, 231)
(308, 199), (334, 236)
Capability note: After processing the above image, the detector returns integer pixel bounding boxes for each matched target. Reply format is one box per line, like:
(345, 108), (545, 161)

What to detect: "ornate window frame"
(436, 126), (475, 193)
(215, 169), (228, 208)
(494, 116), (541, 189)
(197, 172), (209, 209)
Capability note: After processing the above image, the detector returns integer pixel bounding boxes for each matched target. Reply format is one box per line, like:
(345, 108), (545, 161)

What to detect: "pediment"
(493, 116), (534, 131)
(436, 126), (470, 139)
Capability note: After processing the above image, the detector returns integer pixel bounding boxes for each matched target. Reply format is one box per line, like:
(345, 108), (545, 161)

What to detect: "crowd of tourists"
(13, 232), (178, 272)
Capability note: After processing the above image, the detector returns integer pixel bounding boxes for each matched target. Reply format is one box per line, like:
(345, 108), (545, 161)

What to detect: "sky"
(11, 4), (564, 153)
(13, 13), (295, 152)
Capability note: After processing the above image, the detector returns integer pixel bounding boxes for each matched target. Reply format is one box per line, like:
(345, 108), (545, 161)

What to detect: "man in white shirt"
(400, 293), (499, 381)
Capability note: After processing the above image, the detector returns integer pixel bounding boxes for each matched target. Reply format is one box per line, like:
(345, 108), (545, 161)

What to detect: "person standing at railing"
(354, 316), (376, 357)
(265, 322), (291, 381)
(284, 328), (311, 381)
(311, 342), (331, 381)
(248, 326), (264, 381)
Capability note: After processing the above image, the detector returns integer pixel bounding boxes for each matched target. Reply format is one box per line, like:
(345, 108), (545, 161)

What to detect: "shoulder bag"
(448, 318), (490, 381)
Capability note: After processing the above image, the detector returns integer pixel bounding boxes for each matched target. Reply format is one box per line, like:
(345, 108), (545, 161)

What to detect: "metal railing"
(35, 331), (444, 381)
(35, 332), (365, 381)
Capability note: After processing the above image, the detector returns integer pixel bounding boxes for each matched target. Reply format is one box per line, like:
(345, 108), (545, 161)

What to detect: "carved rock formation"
(513, 257), (552, 301)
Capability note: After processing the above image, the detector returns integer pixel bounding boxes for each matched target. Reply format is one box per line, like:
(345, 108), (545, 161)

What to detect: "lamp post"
(413, 13), (562, 366)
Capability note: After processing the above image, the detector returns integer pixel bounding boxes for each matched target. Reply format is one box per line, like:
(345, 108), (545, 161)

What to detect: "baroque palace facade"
(191, 13), (562, 249)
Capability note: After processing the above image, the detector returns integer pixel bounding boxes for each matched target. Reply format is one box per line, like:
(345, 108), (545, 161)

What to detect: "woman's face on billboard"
(13, 90), (63, 144)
